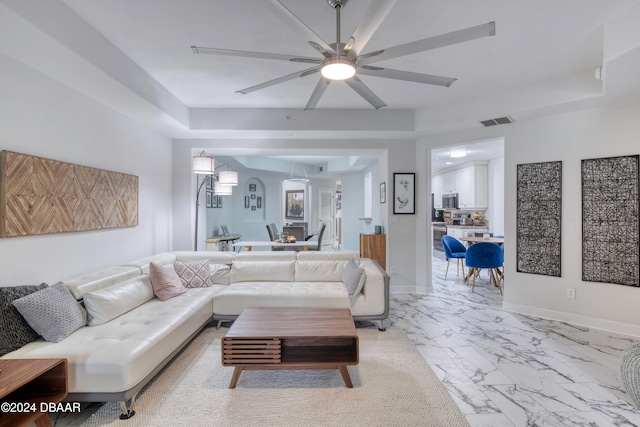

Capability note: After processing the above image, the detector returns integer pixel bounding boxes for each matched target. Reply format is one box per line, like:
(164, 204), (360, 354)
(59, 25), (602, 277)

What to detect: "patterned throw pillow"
(12, 282), (87, 343)
(0, 283), (47, 355)
(173, 260), (211, 288)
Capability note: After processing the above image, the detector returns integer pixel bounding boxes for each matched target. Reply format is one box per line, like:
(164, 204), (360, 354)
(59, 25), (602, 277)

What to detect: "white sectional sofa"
(1, 250), (389, 419)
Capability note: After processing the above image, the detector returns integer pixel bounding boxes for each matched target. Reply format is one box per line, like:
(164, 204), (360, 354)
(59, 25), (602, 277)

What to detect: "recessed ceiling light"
(449, 150), (467, 158)
(446, 161), (452, 165)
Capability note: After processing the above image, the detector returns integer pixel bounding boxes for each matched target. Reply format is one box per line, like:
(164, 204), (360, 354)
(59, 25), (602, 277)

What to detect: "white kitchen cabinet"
(432, 174), (443, 208)
(447, 227), (489, 245)
(432, 161), (488, 210)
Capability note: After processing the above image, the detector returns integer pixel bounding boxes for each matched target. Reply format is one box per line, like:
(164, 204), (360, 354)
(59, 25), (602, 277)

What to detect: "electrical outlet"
(566, 288), (576, 299)
(389, 267), (396, 275)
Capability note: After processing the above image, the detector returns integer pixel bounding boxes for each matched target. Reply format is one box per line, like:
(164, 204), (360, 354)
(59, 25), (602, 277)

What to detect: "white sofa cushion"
(174, 251), (235, 265)
(296, 251), (359, 261)
(64, 266), (141, 300)
(230, 261), (295, 283)
(210, 264), (230, 285)
(294, 260), (348, 282)
(235, 251), (297, 261)
(213, 282), (350, 315)
(83, 277), (155, 326)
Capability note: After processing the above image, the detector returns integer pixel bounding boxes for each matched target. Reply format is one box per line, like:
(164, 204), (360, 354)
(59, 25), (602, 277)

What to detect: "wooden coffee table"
(222, 308), (358, 388)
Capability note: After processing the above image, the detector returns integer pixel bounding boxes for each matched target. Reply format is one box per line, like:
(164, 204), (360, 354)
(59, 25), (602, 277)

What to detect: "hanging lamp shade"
(192, 156), (215, 174)
(217, 169), (239, 186)
(214, 181), (233, 195)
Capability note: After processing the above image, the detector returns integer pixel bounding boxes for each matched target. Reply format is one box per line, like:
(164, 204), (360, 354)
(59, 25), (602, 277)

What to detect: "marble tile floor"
(44, 256), (640, 427)
(386, 256), (640, 427)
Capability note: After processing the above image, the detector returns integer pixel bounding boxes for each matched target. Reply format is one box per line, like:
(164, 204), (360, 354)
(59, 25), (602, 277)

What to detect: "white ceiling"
(5, 1), (638, 175)
(431, 139), (504, 174)
(61, 0), (636, 110)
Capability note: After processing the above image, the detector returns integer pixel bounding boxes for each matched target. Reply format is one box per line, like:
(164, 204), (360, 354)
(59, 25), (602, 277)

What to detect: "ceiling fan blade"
(308, 42), (333, 59)
(346, 0), (398, 54)
(358, 65), (457, 87)
(236, 66), (320, 94)
(358, 21), (496, 66)
(345, 76), (387, 109)
(262, 0), (336, 55)
(191, 46), (321, 63)
(304, 78), (331, 110)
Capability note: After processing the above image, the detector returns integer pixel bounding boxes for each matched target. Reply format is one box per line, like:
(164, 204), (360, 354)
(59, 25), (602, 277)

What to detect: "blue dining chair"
(465, 242), (504, 295)
(441, 235), (467, 278)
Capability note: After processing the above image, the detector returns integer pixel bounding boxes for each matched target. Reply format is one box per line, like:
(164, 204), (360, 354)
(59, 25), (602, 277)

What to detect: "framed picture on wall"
(257, 196), (262, 208)
(380, 182), (386, 204)
(285, 190), (304, 219)
(249, 183), (256, 192)
(206, 191), (212, 208)
(217, 195), (222, 208)
(211, 192), (218, 208)
(244, 196), (250, 208)
(393, 173), (415, 214)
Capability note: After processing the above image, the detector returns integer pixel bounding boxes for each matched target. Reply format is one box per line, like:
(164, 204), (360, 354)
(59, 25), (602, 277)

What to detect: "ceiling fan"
(191, 0), (495, 110)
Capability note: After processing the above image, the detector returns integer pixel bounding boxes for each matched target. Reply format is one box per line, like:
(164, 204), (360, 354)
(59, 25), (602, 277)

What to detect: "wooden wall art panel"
(0, 151), (138, 237)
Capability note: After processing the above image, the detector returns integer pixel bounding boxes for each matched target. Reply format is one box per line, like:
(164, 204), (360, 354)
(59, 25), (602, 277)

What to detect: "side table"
(0, 358), (68, 427)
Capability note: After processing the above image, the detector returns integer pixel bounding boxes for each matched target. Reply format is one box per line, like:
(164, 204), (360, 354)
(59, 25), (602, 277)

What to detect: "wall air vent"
(481, 116), (513, 127)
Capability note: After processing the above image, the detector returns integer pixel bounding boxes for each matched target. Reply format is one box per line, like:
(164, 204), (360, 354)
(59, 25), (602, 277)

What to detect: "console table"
(360, 233), (386, 270)
(0, 358), (68, 427)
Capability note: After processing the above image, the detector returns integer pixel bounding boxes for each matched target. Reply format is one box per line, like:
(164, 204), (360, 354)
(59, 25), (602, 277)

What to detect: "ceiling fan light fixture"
(321, 57), (356, 80)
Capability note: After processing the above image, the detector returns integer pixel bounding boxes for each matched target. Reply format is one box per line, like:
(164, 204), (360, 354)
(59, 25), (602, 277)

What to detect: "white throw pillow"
(342, 259), (366, 299)
(83, 277), (155, 326)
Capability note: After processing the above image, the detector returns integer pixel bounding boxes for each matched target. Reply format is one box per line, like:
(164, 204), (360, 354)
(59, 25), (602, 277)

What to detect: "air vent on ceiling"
(481, 116), (513, 127)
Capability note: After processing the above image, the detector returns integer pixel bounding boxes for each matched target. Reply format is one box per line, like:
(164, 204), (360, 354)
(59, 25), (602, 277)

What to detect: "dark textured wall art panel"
(582, 155), (639, 286)
(516, 161), (562, 276)
(0, 151), (138, 237)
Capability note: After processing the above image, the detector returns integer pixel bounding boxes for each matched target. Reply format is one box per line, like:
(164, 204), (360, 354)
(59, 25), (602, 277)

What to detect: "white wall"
(0, 52), (174, 286)
(172, 139), (418, 292)
(487, 155), (505, 236)
(420, 101), (640, 336)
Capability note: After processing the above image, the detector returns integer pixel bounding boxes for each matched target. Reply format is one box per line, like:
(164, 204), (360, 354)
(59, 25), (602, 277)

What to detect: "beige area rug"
(81, 326), (469, 427)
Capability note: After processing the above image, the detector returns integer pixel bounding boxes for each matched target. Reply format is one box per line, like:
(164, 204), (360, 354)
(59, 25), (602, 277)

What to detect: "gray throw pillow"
(12, 282), (87, 343)
(0, 283), (47, 355)
(342, 259), (366, 299)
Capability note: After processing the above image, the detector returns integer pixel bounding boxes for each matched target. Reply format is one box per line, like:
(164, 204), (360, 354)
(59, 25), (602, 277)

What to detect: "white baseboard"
(503, 302), (640, 339)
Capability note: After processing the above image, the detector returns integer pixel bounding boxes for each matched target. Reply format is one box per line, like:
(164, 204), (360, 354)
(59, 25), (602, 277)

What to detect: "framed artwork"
(251, 206), (256, 211)
(251, 194), (256, 199)
(257, 196), (262, 208)
(393, 173), (415, 214)
(211, 192), (218, 208)
(206, 191), (213, 208)
(244, 196), (250, 208)
(206, 176), (212, 190)
(516, 161), (562, 277)
(380, 182), (386, 204)
(217, 195), (222, 208)
(285, 190), (304, 219)
(582, 155), (639, 286)
(249, 183), (256, 192)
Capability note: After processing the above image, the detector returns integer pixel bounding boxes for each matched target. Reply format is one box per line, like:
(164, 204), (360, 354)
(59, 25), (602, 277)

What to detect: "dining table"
(459, 236), (504, 246)
(233, 240), (319, 251)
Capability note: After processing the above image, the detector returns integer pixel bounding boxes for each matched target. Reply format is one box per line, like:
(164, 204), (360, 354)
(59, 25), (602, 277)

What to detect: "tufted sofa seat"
(1, 250), (388, 419)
